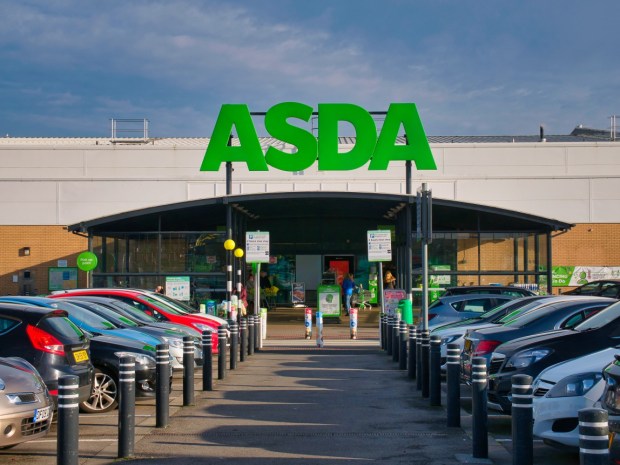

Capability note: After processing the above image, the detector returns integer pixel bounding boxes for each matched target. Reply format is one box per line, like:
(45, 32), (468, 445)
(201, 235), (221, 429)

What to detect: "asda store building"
(0, 103), (618, 305)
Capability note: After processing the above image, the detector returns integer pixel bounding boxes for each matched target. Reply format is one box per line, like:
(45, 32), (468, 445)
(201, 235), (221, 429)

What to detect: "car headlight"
(162, 337), (183, 349)
(603, 375), (620, 414)
(441, 334), (462, 345)
(192, 323), (213, 332)
(547, 372), (603, 398)
(505, 348), (552, 369)
(115, 351), (156, 369)
(0, 377), (5, 391)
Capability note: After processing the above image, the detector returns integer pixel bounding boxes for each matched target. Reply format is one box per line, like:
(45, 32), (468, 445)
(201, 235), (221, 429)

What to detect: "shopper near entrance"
(259, 270), (272, 309)
(342, 273), (355, 316)
(384, 270), (396, 289)
(155, 285), (165, 294)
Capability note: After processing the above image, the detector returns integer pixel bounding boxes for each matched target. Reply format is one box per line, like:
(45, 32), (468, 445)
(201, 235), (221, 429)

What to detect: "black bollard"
(578, 408), (609, 465)
(381, 314), (387, 350)
(392, 317), (400, 362)
(399, 320), (408, 370)
(511, 374), (533, 465)
(416, 327), (423, 391)
(183, 336), (195, 406)
(254, 314), (261, 352)
(407, 326), (417, 379)
(155, 343), (170, 428)
(386, 315), (393, 356)
(230, 322), (239, 370)
(471, 356), (488, 459)
(239, 318), (247, 362)
(57, 375), (79, 465)
(202, 331), (213, 391)
(218, 326), (227, 380)
(118, 355), (135, 459)
(421, 330), (430, 398)
(446, 343), (461, 427)
(430, 335), (441, 406)
(248, 316), (255, 356)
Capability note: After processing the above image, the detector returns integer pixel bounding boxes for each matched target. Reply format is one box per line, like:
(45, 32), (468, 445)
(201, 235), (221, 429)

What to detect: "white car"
(532, 346), (618, 448)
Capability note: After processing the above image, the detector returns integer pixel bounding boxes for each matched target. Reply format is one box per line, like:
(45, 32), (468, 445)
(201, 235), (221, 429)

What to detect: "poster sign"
(76, 251), (98, 271)
(49, 267), (78, 291)
(292, 282), (305, 305)
(552, 266), (620, 287)
(246, 231), (270, 263)
(165, 276), (191, 301)
(317, 284), (341, 318)
(367, 230), (392, 262)
(383, 289), (406, 316)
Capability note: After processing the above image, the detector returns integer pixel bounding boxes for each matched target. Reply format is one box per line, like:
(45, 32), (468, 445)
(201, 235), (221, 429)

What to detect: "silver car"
(0, 357), (52, 449)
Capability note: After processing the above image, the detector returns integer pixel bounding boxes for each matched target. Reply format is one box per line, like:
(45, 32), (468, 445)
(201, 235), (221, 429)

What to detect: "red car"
(49, 289), (226, 353)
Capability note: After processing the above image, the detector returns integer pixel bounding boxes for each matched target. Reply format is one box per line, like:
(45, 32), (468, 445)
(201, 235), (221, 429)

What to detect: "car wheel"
(80, 368), (118, 414)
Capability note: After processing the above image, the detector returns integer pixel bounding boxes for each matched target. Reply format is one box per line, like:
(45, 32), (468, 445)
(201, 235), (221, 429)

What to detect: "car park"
(59, 298), (203, 370)
(50, 289), (225, 352)
(0, 297), (169, 414)
(432, 295), (557, 368)
(486, 298), (620, 413)
(562, 279), (620, 298)
(0, 357), (53, 449)
(532, 346), (616, 448)
(462, 297), (615, 387)
(424, 294), (517, 329)
(0, 303), (93, 407)
(442, 285), (537, 298)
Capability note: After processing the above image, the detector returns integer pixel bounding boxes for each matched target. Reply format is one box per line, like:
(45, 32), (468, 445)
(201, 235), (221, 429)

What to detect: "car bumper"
(0, 403), (52, 447)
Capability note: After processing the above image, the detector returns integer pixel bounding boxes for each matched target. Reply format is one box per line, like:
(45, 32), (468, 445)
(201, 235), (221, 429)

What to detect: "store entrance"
(323, 255), (355, 287)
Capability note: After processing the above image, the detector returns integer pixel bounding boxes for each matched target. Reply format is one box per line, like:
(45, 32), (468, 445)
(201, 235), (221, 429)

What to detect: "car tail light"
(473, 340), (502, 356)
(48, 389), (58, 397)
(26, 324), (65, 356)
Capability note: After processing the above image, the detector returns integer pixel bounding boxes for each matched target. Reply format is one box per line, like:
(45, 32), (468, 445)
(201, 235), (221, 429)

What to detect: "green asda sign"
(200, 102), (437, 172)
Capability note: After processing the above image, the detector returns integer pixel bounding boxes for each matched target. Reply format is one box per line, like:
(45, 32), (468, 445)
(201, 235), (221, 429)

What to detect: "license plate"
(34, 406), (51, 423)
(464, 339), (471, 351)
(73, 349), (89, 363)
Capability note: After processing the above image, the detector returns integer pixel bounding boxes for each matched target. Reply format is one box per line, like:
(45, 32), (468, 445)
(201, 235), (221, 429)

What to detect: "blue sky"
(1, 0), (619, 137)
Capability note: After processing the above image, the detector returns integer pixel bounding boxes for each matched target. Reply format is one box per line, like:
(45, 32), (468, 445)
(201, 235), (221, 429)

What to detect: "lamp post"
(234, 248), (244, 321)
(224, 239), (235, 319)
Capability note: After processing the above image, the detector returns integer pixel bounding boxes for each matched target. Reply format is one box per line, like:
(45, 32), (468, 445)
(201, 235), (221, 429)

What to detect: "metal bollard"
(392, 317), (400, 362)
(230, 322), (238, 370)
(407, 326), (417, 379)
(446, 343), (461, 427)
(239, 318), (247, 362)
(386, 315), (393, 356)
(578, 408), (609, 465)
(57, 375), (79, 465)
(398, 320), (407, 370)
(218, 326), (227, 380)
(305, 308), (313, 339)
(421, 330), (430, 398)
(202, 331), (213, 391)
(118, 355), (135, 458)
(511, 374), (533, 465)
(471, 356), (488, 459)
(381, 314), (387, 350)
(416, 328), (423, 391)
(430, 335), (441, 406)
(183, 336), (195, 406)
(248, 316), (255, 356)
(254, 314), (261, 352)
(155, 343), (170, 428)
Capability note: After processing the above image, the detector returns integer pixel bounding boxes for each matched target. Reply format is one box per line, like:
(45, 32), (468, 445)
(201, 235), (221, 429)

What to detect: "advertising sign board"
(246, 231), (270, 263)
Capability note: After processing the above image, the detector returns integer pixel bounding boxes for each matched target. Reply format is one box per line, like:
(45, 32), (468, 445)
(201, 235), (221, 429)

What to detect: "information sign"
(246, 231), (270, 263)
(165, 276), (191, 301)
(367, 230), (392, 262)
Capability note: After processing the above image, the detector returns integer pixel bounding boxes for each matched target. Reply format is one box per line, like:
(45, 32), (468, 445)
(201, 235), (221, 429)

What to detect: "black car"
(563, 279), (620, 299)
(0, 303), (94, 407)
(442, 285), (536, 298)
(486, 298), (620, 413)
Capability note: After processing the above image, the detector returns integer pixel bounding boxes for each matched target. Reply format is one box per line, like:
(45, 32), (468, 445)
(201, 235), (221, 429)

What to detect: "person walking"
(384, 270), (396, 289)
(342, 273), (355, 316)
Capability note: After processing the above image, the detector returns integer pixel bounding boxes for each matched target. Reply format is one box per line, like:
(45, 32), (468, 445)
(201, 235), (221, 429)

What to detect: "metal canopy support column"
(405, 141), (413, 304)
(547, 232), (553, 295)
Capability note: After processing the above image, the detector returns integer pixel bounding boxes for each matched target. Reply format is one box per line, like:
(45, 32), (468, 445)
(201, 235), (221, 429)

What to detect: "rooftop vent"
(110, 118), (150, 144)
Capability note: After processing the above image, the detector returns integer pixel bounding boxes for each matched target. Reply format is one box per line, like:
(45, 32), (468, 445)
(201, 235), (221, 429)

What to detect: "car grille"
(21, 417), (51, 436)
(533, 387), (549, 397)
(6, 392), (38, 404)
(489, 359), (504, 375)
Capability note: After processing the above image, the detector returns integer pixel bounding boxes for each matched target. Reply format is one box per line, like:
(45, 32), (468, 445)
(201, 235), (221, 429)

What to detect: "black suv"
(0, 303), (94, 407)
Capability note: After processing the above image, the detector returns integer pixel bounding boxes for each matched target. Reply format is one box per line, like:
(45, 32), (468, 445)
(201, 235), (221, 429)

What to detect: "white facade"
(1, 137), (619, 226)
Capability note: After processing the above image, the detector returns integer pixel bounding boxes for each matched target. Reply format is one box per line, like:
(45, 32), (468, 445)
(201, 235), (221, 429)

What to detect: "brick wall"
(0, 226), (87, 295)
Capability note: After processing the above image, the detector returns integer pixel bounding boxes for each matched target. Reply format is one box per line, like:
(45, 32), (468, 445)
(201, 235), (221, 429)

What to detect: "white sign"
(367, 230), (392, 262)
(246, 231), (270, 263)
(165, 276), (191, 301)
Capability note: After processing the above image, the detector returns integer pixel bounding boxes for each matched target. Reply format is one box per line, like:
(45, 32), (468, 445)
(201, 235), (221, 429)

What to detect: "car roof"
(0, 302), (69, 321)
(437, 293), (515, 302)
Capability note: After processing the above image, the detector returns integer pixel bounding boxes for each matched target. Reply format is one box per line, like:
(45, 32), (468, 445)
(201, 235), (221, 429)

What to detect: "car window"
(561, 305), (606, 329)
(601, 285), (620, 298)
(107, 301), (156, 323)
(502, 290), (528, 297)
(0, 316), (19, 334)
(452, 298), (495, 313)
(574, 283), (602, 295)
(504, 304), (561, 326)
(41, 315), (86, 339)
(50, 301), (116, 330)
(575, 301), (620, 331)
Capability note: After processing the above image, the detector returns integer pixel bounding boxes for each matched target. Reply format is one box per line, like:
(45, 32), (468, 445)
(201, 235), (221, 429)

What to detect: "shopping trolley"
(351, 284), (372, 311)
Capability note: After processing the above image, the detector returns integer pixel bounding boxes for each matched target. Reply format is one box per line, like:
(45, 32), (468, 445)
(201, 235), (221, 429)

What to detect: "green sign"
(317, 284), (341, 318)
(201, 102), (437, 172)
(76, 252), (98, 271)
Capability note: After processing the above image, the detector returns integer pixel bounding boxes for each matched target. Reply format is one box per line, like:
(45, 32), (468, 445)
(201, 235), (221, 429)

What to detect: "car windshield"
(140, 294), (186, 315)
(148, 293), (196, 314)
(49, 300), (118, 330)
(575, 301), (620, 331)
(478, 298), (536, 321)
(107, 300), (157, 324)
(503, 304), (561, 327)
(497, 299), (558, 324)
(73, 301), (140, 327)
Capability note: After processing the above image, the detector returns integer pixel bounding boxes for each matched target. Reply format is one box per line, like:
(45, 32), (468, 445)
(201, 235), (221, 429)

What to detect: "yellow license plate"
(464, 339), (471, 351)
(73, 350), (89, 363)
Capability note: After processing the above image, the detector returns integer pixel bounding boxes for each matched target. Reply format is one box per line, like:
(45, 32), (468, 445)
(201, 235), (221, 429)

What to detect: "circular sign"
(76, 251), (98, 271)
